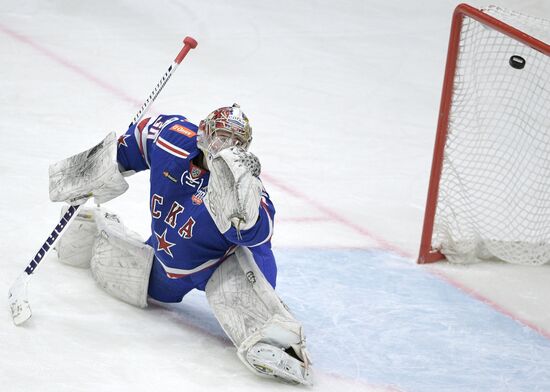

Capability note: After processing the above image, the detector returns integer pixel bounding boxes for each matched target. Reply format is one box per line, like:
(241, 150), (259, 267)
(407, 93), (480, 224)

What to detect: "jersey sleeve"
(223, 188), (276, 247)
(117, 114), (193, 173)
(116, 117), (155, 173)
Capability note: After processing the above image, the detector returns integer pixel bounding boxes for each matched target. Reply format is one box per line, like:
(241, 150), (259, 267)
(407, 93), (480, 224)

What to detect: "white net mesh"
(433, 7), (550, 265)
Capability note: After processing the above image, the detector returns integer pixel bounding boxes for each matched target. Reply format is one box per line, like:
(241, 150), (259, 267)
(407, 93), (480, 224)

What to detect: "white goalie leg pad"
(56, 205), (100, 268)
(90, 211), (154, 308)
(205, 247), (312, 385)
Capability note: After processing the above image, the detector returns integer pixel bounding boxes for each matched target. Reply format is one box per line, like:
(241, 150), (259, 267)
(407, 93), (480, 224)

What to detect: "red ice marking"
(261, 173), (413, 259)
(4, 22), (549, 346)
(262, 172), (550, 341)
(0, 23), (143, 110)
(428, 266), (550, 340)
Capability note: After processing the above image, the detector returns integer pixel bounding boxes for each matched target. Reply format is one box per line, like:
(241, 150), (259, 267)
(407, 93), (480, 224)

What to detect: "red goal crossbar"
(418, 3), (550, 264)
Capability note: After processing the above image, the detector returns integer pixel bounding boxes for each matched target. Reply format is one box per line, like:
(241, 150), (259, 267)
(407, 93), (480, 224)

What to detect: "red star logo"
(155, 229), (176, 257)
(117, 134), (129, 147)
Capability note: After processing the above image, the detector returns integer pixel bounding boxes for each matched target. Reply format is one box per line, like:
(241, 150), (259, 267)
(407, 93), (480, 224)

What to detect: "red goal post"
(418, 4), (550, 264)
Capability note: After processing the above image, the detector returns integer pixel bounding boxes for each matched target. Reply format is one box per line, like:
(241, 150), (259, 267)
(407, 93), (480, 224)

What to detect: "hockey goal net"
(419, 4), (550, 264)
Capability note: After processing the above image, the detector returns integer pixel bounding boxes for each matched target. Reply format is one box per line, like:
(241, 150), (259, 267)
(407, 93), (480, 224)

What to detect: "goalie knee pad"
(56, 205), (101, 268)
(205, 247), (312, 385)
(90, 210), (154, 308)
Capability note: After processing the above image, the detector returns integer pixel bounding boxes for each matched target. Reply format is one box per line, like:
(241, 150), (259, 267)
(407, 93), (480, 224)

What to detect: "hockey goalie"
(50, 104), (313, 385)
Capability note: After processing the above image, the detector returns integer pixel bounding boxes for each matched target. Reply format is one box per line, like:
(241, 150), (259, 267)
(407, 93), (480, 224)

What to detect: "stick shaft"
(8, 205), (81, 325)
(24, 205), (81, 276)
(129, 36), (198, 128)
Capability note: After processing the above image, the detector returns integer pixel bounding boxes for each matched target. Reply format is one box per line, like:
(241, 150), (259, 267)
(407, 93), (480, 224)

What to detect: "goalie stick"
(8, 36), (198, 326)
(8, 205), (81, 325)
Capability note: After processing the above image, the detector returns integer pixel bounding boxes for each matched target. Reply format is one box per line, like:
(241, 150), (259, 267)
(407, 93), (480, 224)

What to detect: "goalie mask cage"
(418, 4), (550, 264)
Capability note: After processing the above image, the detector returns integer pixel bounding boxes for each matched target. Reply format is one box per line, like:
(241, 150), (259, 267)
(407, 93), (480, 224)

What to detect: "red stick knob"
(184, 36), (198, 49)
(175, 36), (198, 64)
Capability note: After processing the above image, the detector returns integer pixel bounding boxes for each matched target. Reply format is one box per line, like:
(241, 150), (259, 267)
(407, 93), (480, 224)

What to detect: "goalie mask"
(197, 103), (252, 155)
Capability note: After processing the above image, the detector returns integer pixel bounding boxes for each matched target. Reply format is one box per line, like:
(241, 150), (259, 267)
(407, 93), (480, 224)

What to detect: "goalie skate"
(245, 343), (313, 386)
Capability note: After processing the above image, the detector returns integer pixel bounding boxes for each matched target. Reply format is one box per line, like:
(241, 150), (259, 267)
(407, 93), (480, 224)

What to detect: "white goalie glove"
(205, 146), (263, 234)
(49, 132), (129, 205)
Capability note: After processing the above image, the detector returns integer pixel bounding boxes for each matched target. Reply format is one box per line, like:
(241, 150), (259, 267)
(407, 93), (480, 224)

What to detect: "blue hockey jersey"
(117, 114), (277, 302)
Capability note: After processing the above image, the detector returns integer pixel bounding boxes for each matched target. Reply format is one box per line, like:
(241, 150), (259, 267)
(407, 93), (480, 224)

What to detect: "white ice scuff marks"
(274, 248), (550, 392)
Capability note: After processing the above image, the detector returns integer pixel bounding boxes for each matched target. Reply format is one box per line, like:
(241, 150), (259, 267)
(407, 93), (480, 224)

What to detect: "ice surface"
(1, 0), (550, 391)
